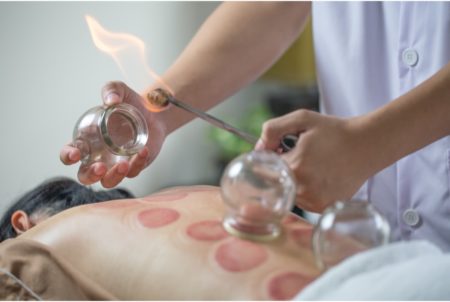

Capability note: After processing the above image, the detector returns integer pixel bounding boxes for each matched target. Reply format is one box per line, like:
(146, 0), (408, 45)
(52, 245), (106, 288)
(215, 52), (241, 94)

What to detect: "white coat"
(312, 2), (450, 251)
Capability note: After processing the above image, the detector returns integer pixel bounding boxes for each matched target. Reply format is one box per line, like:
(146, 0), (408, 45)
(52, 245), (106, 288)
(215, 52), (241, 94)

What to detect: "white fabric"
(312, 2), (450, 251)
(295, 240), (450, 300)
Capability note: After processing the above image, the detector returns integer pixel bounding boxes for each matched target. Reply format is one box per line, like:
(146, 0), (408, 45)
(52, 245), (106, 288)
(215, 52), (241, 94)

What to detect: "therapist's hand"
(256, 109), (375, 213)
(60, 81), (168, 188)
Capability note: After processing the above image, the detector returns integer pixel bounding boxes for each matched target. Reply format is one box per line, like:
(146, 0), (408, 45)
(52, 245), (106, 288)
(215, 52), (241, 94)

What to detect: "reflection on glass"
(313, 200), (391, 270)
(220, 150), (296, 241)
(72, 103), (148, 169)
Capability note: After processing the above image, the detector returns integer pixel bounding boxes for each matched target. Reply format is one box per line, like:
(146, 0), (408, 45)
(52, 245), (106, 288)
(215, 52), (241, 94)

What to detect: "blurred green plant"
(208, 103), (274, 161)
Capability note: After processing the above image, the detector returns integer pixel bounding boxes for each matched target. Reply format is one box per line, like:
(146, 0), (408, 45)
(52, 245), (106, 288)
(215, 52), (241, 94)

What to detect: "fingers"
(75, 148), (149, 187)
(101, 81), (129, 106)
(77, 161), (130, 188)
(78, 162), (108, 185)
(100, 161), (130, 188)
(127, 147), (150, 178)
(60, 144), (81, 165)
(62, 81), (149, 188)
(256, 109), (314, 151)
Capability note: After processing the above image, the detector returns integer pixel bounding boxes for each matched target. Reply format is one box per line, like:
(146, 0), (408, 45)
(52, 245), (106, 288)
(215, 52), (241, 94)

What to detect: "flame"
(85, 15), (173, 112)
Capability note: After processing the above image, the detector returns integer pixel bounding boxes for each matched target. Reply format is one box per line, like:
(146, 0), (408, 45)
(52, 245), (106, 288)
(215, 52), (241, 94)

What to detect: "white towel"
(295, 240), (450, 300)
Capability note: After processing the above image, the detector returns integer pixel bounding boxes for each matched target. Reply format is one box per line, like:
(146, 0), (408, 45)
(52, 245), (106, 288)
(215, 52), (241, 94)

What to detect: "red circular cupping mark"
(186, 220), (229, 241)
(137, 208), (180, 228)
(268, 271), (314, 300)
(215, 238), (268, 272)
(142, 192), (189, 202)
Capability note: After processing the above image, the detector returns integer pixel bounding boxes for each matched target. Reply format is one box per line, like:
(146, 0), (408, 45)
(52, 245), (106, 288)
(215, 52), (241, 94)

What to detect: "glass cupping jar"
(220, 150), (297, 241)
(72, 103), (148, 169)
(312, 200), (391, 270)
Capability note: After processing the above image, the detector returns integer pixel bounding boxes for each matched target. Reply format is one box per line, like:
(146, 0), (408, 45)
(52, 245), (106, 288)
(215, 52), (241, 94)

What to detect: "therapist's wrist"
(328, 116), (385, 182)
(356, 62), (450, 174)
(351, 111), (407, 176)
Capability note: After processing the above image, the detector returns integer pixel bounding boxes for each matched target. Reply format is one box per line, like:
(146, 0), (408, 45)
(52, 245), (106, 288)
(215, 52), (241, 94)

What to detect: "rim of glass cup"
(99, 103), (148, 156)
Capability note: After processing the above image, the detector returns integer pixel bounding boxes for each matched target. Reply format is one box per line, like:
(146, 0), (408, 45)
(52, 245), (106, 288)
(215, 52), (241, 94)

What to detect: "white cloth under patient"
(295, 240), (450, 300)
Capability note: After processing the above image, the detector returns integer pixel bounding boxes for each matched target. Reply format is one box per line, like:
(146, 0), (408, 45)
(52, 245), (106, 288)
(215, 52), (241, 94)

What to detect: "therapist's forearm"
(144, 2), (311, 134)
(358, 62), (450, 173)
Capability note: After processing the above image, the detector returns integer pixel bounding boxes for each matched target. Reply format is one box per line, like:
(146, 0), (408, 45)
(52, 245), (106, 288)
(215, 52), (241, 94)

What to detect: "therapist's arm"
(258, 62), (450, 212)
(358, 62), (450, 171)
(61, 2), (311, 187)
(143, 1), (311, 134)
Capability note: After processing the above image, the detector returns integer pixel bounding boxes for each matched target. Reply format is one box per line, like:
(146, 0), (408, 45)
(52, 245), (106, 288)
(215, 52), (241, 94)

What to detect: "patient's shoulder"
(20, 186), (223, 244)
(153, 185), (220, 194)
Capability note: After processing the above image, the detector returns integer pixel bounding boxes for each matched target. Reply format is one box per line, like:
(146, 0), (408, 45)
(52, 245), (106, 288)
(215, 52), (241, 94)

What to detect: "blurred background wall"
(0, 2), (317, 216)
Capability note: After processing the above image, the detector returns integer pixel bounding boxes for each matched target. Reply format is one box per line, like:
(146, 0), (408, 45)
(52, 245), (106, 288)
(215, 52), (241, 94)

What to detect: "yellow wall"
(262, 19), (316, 87)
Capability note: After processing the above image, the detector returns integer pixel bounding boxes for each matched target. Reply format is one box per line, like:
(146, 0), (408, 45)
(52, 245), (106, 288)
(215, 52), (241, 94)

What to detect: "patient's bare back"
(22, 186), (319, 300)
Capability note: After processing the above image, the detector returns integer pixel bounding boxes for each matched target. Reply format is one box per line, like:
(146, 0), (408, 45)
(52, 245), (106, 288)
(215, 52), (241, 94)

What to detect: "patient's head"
(0, 177), (134, 241)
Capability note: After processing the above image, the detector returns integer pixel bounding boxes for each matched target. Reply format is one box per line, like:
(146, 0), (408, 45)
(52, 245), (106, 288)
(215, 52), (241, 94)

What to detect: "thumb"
(258, 109), (313, 151)
(101, 81), (129, 106)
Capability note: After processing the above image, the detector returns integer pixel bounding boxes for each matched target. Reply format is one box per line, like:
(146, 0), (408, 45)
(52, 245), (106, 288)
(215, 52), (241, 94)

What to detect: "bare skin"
(20, 186), (320, 300)
(257, 61), (450, 212)
(60, 2), (311, 188)
(60, 2), (450, 213)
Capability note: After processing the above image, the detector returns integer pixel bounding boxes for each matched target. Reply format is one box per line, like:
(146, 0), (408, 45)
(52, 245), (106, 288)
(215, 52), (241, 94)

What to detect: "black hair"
(0, 177), (135, 242)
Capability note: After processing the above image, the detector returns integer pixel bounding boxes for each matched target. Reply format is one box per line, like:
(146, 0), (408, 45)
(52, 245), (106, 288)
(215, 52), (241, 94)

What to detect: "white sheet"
(295, 240), (450, 300)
